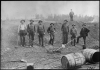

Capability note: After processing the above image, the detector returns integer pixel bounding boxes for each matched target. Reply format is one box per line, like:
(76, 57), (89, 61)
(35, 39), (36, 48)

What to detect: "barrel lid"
(91, 51), (100, 63)
(61, 56), (69, 69)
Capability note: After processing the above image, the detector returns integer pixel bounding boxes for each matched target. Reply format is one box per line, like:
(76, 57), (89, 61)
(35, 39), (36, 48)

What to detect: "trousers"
(19, 30), (26, 46)
(62, 33), (68, 44)
(20, 36), (25, 46)
(70, 16), (73, 21)
(71, 35), (76, 46)
(77, 35), (86, 45)
(49, 33), (55, 45)
(29, 32), (35, 46)
(38, 34), (44, 47)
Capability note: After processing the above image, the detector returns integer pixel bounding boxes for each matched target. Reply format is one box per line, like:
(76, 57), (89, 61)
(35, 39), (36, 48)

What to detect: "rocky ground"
(1, 20), (99, 69)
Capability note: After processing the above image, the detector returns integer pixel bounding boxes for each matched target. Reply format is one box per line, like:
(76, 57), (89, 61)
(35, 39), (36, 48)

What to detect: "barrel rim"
(83, 49), (99, 63)
(61, 56), (69, 69)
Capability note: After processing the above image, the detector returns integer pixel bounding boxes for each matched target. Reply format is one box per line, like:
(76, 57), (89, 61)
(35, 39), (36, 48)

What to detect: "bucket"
(61, 52), (85, 69)
(83, 49), (100, 63)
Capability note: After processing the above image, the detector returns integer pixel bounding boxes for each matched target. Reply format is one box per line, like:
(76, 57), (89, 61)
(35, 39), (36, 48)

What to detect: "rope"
(55, 37), (78, 51)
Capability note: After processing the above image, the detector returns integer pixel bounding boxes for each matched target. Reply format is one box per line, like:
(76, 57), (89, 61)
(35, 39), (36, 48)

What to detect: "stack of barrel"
(61, 48), (99, 69)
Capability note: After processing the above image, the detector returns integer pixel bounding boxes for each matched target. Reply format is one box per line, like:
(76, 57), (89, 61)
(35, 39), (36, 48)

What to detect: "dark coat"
(80, 27), (90, 37)
(47, 26), (56, 34)
(37, 24), (45, 35)
(70, 28), (77, 37)
(27, 24), (36, 34)
(61, 23), (69, 33)
(69, 11), (74, 17)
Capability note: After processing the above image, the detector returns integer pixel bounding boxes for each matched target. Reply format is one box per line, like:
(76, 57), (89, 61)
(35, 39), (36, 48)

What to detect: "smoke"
(1, 1), (99, 20)
(91, 16), (99, 23)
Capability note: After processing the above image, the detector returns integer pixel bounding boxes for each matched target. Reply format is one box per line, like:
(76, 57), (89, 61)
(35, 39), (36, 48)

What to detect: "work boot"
(42, 45), (45, 47)
(42, 42), (44, 47)
(48, 40), (51, 45)
(83, 45), (86, 49)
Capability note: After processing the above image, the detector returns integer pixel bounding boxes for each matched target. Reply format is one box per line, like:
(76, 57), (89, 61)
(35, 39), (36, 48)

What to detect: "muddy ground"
(1, 20), (99, 69)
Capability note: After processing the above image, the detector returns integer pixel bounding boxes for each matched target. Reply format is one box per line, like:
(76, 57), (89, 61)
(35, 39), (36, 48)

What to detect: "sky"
(1, 1), (99, 20)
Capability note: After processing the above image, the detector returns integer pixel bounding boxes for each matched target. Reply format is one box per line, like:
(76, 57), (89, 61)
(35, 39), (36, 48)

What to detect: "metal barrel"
(61, 52), (86, 69)
(82, 49), (100, 63)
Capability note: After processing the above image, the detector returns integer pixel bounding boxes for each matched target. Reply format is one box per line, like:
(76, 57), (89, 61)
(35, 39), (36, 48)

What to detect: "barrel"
(61, 52), (86, 69)
(83, 49), (100, 63)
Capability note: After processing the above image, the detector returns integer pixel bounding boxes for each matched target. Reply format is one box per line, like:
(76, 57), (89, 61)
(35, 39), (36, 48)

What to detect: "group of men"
(18, 20), (45, 47)
(61, 20), (90, 48)
(18, 19), (56, 47)
(18, 19), (90, 49)
(18, 9), (90, 49)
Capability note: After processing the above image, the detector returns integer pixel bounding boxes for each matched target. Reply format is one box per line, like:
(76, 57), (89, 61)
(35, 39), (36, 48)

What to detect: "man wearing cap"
(70, 24), (77, 46)
(27, 20), (36, 47)
(61, 20), (69, 47)
(69, 9), (74, 21)
(47, 23), (56, 45)
(37, 20), (45, 47)
(18, 20), (27, 47)
(77, 23), (90, 47)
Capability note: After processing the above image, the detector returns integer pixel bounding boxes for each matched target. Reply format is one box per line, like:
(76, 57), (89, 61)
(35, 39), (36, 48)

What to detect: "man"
(69, 9), (74, 21)
(47, 23), (56, 45)
(37, 20), (45, 47)
(61, 20), (69, 48)
(70, 24), (77, 46)
(18, 20), (27, 47)
(76, 23), (90, 47)
(27, 20), (36, 47)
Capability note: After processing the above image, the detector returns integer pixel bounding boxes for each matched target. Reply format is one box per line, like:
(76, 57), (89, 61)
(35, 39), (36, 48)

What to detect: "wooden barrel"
(61, 52), (85, 69)
(83, 49), (100, 63)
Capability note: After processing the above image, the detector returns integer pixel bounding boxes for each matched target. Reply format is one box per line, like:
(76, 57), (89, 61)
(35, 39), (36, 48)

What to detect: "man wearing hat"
(27, 19), (36, 47)
(47, 23), (56, 45)
(37, 20), (45, 47)
(18, 20), (27, 47)
(76, 23), (90, 47)
(70, 24), (77, 46)
(61, 20), (69, 48)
